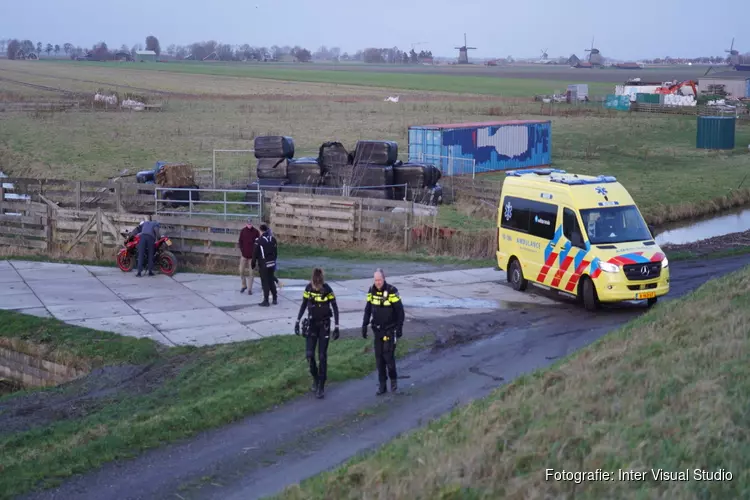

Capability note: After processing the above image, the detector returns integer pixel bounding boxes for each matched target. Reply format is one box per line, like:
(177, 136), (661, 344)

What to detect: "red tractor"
(117, 231), (178, 276)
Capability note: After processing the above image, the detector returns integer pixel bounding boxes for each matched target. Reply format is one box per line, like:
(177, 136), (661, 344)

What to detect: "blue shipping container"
(407, 120), (551, 176)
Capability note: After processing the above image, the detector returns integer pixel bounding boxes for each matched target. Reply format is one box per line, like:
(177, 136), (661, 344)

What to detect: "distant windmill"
(584, 37), (604, 66)
(726, 37), (740, 66)
(540, 48), (549, 61)
(455, 33), (476, 64)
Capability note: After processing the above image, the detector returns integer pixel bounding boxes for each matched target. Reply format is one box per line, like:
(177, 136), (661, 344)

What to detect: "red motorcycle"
(117, 231), (178, 277)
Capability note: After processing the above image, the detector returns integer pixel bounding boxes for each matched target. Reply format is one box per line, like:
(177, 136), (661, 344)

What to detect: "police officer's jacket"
(363, 282), (405, 329)
(297, 283), (340, 324)
(251, 232), (277, 269)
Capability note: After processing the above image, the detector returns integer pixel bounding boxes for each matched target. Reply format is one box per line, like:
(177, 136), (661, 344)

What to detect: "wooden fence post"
(75, 181), (82, 211)
(357, 200), (362, 242)
(96, 208), (103, 259)
(115, 181), (124, 213)
(46, 204), (53, 254)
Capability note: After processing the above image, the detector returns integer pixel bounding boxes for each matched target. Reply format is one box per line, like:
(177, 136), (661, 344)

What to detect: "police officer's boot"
(376, 382), (387, 396)
(316, 381), (325, 399)
(390, 378), (398, 393)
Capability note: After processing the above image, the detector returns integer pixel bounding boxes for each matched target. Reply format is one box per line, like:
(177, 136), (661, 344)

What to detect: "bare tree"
(36, 42), (42, 54)
(45, 43), (53, 56)
(166, 44), (176, 57)
(0, 39), (7, 54)
(54, 44), (60, 56)
(63, 43), (72, 55)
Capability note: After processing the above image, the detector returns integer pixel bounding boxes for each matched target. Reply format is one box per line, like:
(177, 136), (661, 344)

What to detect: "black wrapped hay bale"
(352, 140), (398, 166)
(287, 157), (322, 185)
(254, 136), (295, 159)
(256, 158), (289, 179)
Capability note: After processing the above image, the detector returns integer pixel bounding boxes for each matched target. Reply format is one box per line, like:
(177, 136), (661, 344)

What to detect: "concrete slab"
(166, 323), (261, 346)
(0, 260), (12, 269)
(14, 307), (52, 319)
(225, 304), (295, 324)
(243, 317), (297, 337)
(46, 301), (137, 322)
(391, 269), (486, 287)
(142, 308), (240, 332)
(0, 293), (43, 310)
(18, 268), (94, 282)
(84, 265), (126, 276)
(126, 294), (215, 315)
(458, 267), (507, 282)
(33, 288), (121, 307)
(69, 315), (169, 343)
(0, 281), (31, 296)
(107, 282), (195, 301)
(0, 270), (21, 283)
(9, 260), (87, 271)
(96, 272), (177, 286)
(440, 282), (558, 306)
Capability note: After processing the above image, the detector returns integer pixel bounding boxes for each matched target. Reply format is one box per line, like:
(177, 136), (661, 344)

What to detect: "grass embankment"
(0, 310), (423, 498)
(278, 264), (750, 500)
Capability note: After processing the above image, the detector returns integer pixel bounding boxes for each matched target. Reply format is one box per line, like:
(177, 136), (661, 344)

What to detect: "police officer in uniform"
(295, 268), (340, 399)
(362, 268), (405, 395)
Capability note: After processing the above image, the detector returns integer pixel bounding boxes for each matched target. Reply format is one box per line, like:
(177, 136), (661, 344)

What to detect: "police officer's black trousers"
(259, 266), (277, 302)
(306, 320), (330, 382)
(373, 326), (397, 384)
(137, 234), (155, 274)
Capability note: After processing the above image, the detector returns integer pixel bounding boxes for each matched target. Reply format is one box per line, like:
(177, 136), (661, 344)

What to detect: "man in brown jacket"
(238, 218), (261, 294)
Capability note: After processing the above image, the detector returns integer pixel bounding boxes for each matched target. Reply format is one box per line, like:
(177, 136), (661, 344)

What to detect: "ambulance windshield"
(579, 205), (652, 244)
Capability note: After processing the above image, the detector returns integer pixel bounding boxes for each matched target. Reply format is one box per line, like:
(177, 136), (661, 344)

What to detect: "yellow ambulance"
(496, 168), (670, 311)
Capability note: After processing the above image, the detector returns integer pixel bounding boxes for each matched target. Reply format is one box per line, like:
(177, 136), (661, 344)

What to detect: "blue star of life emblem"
(595, 186), (608, 196)
(504, 201), (513, 221)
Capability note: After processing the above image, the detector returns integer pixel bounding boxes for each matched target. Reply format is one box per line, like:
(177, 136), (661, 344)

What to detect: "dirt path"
(21, 253), (750, 500)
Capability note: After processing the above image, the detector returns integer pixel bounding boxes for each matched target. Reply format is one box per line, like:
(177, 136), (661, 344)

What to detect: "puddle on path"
(655, 207), (750, 246)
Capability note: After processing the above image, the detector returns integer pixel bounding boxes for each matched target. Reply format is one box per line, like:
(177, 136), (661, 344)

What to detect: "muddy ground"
(14, 251), (750, 500)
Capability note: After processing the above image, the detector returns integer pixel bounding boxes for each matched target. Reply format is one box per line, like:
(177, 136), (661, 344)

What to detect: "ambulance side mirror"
(571, 231), (585, 249)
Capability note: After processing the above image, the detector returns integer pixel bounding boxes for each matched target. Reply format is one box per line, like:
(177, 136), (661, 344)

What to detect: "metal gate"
(154, 186), (263, 219)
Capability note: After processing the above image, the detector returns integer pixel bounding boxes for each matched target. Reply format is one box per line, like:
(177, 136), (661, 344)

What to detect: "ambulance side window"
(563, 208), (585, 248)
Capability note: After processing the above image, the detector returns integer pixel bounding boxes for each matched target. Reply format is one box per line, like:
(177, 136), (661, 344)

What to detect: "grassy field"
(0, 309), (427, 498)
(21, 59), (615, 97)
(1, 60), (749, 231)
(277, 263), (750, 500)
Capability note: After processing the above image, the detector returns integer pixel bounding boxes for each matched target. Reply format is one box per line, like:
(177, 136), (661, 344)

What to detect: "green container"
(696, 116), (736, 150)
(636, 93), (661, 104)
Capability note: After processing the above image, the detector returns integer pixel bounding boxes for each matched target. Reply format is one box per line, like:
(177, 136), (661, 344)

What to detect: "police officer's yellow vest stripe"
(303, 290), (335, 302)
(366, 292), (400, 306)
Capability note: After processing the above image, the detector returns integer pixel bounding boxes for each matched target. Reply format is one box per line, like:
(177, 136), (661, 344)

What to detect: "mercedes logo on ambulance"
(640, 265), (650, 276)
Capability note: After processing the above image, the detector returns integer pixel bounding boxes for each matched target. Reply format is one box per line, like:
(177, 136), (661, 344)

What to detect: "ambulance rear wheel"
(581, 277), (600, 312)
(508, 259), (527, 292)
(647, 297), (658, 308)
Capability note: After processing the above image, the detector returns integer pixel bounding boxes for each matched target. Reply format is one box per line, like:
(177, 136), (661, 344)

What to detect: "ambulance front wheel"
(581, 277), (600, 312)
(508, 259), (528, 292)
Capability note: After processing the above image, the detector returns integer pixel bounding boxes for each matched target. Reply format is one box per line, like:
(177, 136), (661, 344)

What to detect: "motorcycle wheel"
(158, 250), (178, 277)
(117, 249), (134, 272)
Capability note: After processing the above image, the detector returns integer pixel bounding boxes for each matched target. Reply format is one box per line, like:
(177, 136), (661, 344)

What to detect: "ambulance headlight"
(662, 256), (669, 268)
(599, 261), (620, 273)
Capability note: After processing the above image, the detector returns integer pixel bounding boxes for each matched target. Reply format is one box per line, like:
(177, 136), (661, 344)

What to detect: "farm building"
(408, 120), (551, 176)
(135, 50), (157, 62)
(698, 71), (750, 98)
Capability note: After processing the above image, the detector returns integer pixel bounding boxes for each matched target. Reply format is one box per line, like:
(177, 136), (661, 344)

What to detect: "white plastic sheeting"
(662, 94), (696, 106)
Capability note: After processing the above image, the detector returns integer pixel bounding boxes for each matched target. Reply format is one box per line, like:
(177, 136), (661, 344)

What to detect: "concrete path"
(0, 260), (555, 346)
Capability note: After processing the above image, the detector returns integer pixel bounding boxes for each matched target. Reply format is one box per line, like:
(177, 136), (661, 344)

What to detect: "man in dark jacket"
(251, 224), (278, 307)
(238, 218), (260, 294)
(362, 268), (405, 395)
(129, 219), (161, 277)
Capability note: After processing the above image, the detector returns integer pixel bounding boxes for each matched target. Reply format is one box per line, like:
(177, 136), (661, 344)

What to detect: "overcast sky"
(1, 0), (747, 60)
